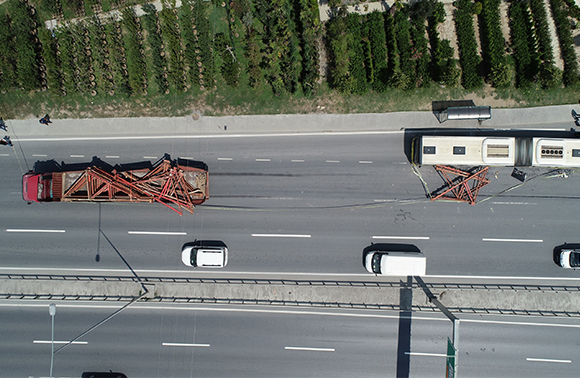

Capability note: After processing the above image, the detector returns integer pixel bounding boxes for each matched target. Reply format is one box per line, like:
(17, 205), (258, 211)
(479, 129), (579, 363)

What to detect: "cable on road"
(5, 119), (30, 174)
(478, 168), (576, 203)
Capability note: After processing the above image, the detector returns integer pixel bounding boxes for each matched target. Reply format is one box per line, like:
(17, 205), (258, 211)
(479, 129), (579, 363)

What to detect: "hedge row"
(479, 0), (509, 87)
(142, 4), (170, 94)
(454, 0), (483, 89)
(121, 7), (148, 94)
(365, 11), (387, 91)
(297, 0), (321, 97)
(425, 0), (460, 86)
(160, 7), (186, 91)
(549, 0), (579, 86)
(529, 0), (555, 64)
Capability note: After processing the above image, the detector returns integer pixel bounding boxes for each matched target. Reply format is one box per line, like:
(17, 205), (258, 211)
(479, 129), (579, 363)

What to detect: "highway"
(1, 301), (579, 378)
(1, 132), (579, 277)
(2, 126), (580, 378)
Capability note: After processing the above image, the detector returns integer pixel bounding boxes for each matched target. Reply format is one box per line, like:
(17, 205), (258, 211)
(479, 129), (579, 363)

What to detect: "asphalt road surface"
(1, 132), (579, 278)
(1, 301), (579, 378)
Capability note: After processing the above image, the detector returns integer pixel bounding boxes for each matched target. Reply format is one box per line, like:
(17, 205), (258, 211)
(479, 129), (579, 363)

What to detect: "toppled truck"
(22, 154), (208, 215)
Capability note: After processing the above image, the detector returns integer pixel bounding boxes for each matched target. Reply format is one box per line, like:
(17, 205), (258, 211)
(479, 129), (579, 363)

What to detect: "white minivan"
(181, 240), (228, 268)
(364, 251), (426, 276)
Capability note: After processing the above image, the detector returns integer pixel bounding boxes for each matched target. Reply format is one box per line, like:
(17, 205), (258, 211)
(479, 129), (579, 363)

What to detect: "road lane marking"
(0, 153), (9, 156)
(143, 156), (157, 159)
(32, 154), (47, 157)
(70, 154), (84, 158)
(359, 160), (373, 164)
(162, 343), (210, 347)
(6, 229), (65, 233)
(325, 160), (340, 163)
(372, 236), (430, 240)
(34, 340), (87, 345)
(291, 159), (305, 162)
(491, 202), (537, 205)
(526, 358), (571, 363)
(105, 155), (119, 158)
(252, 234), (311, 238)
(128, 231), (187, 236)
(405, 352), (447, 357)
(482, 238), (543, 243)
(255, 158), (271, 162)
(218, 157), (233, 161)
(285, 346), (335, 352)
(16, 130), (405, 143)
(180, 157), (195, 160)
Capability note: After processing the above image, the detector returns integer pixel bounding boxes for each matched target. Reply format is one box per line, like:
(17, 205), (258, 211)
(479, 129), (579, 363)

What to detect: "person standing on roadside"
(39, 114), (52, 125)
(0, 136), (12, 146)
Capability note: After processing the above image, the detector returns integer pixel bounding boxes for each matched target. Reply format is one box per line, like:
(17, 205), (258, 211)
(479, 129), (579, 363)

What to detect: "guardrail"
(2, 273), (580, 293)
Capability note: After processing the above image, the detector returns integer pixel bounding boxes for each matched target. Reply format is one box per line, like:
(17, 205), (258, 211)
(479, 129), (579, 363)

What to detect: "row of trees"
(2, 0), (580, 99)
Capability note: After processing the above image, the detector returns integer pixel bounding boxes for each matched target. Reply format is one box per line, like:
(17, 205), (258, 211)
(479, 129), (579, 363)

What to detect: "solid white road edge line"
(252, 234), (311, 238)
(162, 343), (210, 347)
(7, 303), (580, 328)
(482, 238), (543, 243)
(6, 229), (65, 233)
(3, 266), (580, 281)
(526, 358), (571, 363)
(285, 347), (335, 352)
(128, 231), (187, 236)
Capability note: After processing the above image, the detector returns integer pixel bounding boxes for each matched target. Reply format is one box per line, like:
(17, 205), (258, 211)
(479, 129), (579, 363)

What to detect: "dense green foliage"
(454, 0), (483, 89)
(479, 0), (509, 87)
(550, 0), (579, 86)
(142, 4), (170, 94)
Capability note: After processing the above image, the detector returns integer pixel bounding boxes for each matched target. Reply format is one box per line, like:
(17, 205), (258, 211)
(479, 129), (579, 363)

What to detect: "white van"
(364, 251), (426, 276)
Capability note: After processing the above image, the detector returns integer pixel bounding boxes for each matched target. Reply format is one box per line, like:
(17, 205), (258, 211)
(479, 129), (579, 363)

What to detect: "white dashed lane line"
(482, 238), (543, 243)
(162, 343), (210, 347)
(405, 352), (447, 357)
(33, 340), (87, 345)
(359, 161), (373, 164)
(285, 346), (335, 352)
(252, 234), (311, 238)
(105, 155), (119, 159)
(32, 154), (47, 157)
(128, 231), (187, 236)
(325, 160), (340, 163)
(291, 159), (304, 162)
(255, 158), (271, 162)
(6, 229), (65, 233)
(143, 156), (157, 159)
(218, 157), (233, 161)
(526, 358), (571, 363)
(372, 235), (430, 240)
(70, 154), (84, 158)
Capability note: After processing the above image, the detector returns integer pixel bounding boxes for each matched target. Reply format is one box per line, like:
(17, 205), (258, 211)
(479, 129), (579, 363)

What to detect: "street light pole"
(49, 303), (56, 378)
